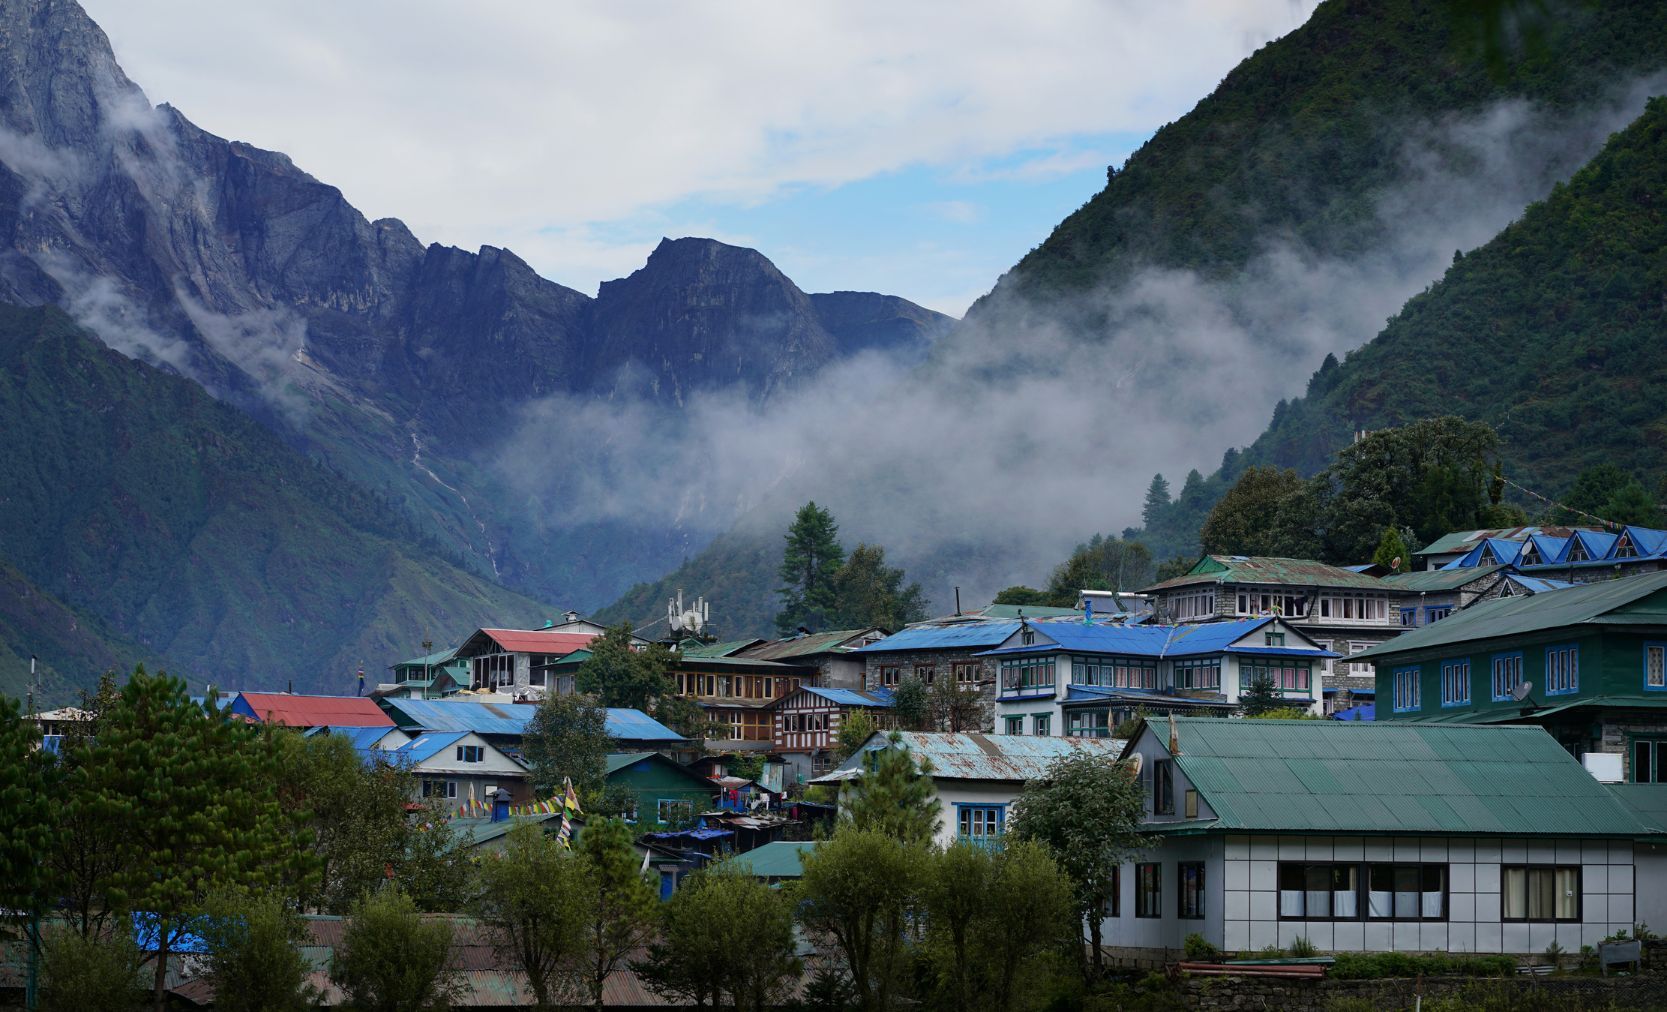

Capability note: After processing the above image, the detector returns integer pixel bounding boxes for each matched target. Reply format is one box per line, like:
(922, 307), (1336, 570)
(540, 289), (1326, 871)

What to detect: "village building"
(375, 697), (690, 756)
(450, 626), (625, 695)
(603, 751), (721, 829)
(228, 692), (393, 730)
(1433, 524), (1667, 586)
(304, 724), (410, 752)
(376, 648), (466, 699)
(811, 731), (1124, 851)
(983, 617), (1334, 735)
(716, 840), (821, 884)
(769, 685), (895, 783)
(1412, 527), (1591, 571)
(382, 730), (531, 804)
(1359, 569), (1667, 782)
(668, 642), (815, 748)
(1138, 556), (1420, 695)
(849, 619), (1018, 723)
(1104, 717), (1656, 958)
(735, 628), (888, 689)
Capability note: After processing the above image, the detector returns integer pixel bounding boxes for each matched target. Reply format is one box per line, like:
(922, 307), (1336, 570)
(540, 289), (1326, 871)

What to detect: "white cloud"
(78, 0), (1319, 291)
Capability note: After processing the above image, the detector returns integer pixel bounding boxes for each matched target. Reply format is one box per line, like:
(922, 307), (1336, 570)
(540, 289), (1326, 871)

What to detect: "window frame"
(955, 803), (1007, 844)
(1103, 864), (1121, 918)
(1631, 735), (1667, 783)
(1439, 658), (1471, 708)
(1031, 713), (1052, 737)
(1173, 657), (1222, 690)
(1545, 643), (1580, 696)
(1392, 666), (1422, 713)
(1646, 642), (1667, 692)
(1135, 862), (1162, 918)
(1491, 652), (1524, 702)
(1501, 864), (1581, 923)
(1152, 759), (1175, 815)
(1364, 863), (1448, 922)
(1003, 715), (1024, 736)
(657, 798), (695, 823)
(1178, 862), (1206, 920)
(1277, 862), (1364, 921)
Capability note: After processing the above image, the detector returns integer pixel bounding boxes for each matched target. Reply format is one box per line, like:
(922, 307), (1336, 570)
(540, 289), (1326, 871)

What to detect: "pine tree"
(828, 543), (928, 632)
(1371, 526), (1412, 573)
(775, 502), (846, 635)
(575, 818), (660, 1010)
(1239, 675), (1281, 716)
(1141, 474), (1173, 532)
(840, 733), (939, 845)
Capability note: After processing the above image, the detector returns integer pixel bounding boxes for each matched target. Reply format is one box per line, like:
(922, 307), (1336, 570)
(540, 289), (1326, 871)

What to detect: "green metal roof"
(679, 639), (764, 658)
(1354, 570), (1667, 662)
(604, 751), (660, 775)
(1380, 565), (1502, 593)
(1607, 784), (1667, 833)
(1159, 717), (1653, 837)
(393, 648), (460, 669)
(716, 840), (820, 879)
(740, 630), (876, 661)
(1141, 556), (1391, 593)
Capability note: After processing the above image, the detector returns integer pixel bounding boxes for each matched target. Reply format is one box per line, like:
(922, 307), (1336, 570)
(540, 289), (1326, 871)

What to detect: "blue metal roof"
(978, 617), (1327, 660)
(1331, 703), (1375, 721)
(1225, 645), (1341, 658)
(851, 621), (1020, 653)
(306, 725), (401, 750)
(1061, 685), (1234, 708)
(387, 731), (470, 765)
(381, 699), (684, 741)
(1505, 574), (1575, 594)
(800, 686), (893, 707)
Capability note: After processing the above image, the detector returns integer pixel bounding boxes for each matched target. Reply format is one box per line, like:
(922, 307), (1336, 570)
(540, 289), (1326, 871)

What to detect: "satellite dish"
(1512, 680), (1533, 702)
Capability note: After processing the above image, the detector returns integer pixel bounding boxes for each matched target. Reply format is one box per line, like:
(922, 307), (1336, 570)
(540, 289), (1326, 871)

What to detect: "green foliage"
(1239, 676), (1283, 717)
(330, 887), (459, 1012)
(928, 676), (988, 732)
(1008, 753), (1150, 977)
(577, 622), (674, 712)
(798, 829), (926, 1010)
(834, 709), (879, 761)
(38, 928), (145, 1012)
(40, 674), (129, 939)
(1044, 535), (1154, 606)
(0, 695), (51, 938)
(1556, 464), (1661, 527)
(828, 542), (928, 632)
(474, 823), (586, 1008)
(1256, 705), (1320, 720)
(1327, 951), (1517, 979)
(396, 802), (474, 914)
(776, 501), (846, 634)
(1153, 556), (1195, 583)
(891, 676), (931, 731)
(1199, 467), (1310, 557)
(523, 693), (613, 797)
(975, 841), (1076, 1011)
(1372, 526), (1413, 573)
(1183, 933), (1221, 961)
(200, 891), (318, 1012)
(725, 751), (767, 784)
(637, 866), (801, 1009)
(840, 733), (940, 845)
(575, 817), (661, 1008)
(992, 586), (1051, 607)
(1287, 935), (1319, 957)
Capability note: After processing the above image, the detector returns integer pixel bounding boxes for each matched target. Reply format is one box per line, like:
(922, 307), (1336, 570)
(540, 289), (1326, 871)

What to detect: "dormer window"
(1021, 627), (1035, 646)
(1568, 539), (1589, 563)
(1265, 630), (1285, 647)
(1617, 534), (1637, 559)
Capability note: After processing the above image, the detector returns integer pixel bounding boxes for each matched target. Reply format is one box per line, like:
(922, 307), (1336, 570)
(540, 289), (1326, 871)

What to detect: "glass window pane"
(1557, 868), (1579, 921)
(1421, 866), (1445, 918)
(1503, 867), (1525, 920)
(1394, 866), (1419, 919)
(1369, 866), (1394, 918)
(1332, 866), (1358, 918)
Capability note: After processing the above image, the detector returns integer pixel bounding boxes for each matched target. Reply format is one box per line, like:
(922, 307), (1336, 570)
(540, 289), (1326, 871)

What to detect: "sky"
(79, 0), (1319, 316)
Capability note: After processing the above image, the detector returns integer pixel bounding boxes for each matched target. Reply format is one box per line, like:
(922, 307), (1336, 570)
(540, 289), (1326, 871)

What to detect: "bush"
(1328, 952), (1516, 980)
(1287, 935), (1318, 957)
(39, 929), (146, 1012)
(1183, 932), (1221, 961)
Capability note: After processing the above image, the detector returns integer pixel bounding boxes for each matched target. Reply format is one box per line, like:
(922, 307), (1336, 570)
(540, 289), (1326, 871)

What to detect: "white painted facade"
(399, 731), (530, 805)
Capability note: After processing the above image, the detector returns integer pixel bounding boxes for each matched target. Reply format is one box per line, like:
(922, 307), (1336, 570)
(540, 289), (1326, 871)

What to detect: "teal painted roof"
(605, 751), (659, 774)
(717, 840), (820, 878)
(1142, 556), (1391, 593)
(1607, 784), (1667, 833)
(1161, 717), (1653, 837)
(1380, 565), (1502, 593)
(679, 639), (764, 658)
(1354, 569), (1667, 662)
(393, 648), (459, 669)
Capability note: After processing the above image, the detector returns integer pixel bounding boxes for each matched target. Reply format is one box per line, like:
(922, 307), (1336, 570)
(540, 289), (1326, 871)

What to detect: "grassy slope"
(0, 304), (550, 700)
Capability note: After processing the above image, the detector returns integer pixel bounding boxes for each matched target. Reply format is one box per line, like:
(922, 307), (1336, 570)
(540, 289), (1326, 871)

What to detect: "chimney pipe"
(954, 587), (961, 616)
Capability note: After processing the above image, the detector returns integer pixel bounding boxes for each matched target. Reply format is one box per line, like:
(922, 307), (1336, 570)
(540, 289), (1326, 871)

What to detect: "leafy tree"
(725, 751), (766, 783)
(38, 927), (145, 1012)
(776, 501), (846, 635)
(1008, 754), (1150, 978)
(200, 892), (318, 1012)
(475, 823), (585, 1008)
(928, 677), (987, 733)
(840, 733), (939, 846)
(272, 730), (410, 914)
(1199, 466), (1309, 556)
(0, 696), (52, 955)
(798, 829), (925, 1011)
(575, 817), (660, 1009)
(655, 691), (722, 742)
(330, 887), (458, 1012)
(991, 586), (1050, 607)
(1153, 555), (1195, 582)
(891, 676), (930, 731)
(397, 805), (474, 914)
(978, 841), (1075, 1012)
(93, 669), (309, 1012)
(524, 693), (613, 798)
(637, 866), (800, 1009)
(1371, 526), (1413, 574)
(829, 543), (928, 632)
(920, 842), (993, 1011)
(1044, 534), (1154, 605)
(1239, 676), (1282, 717)
(577, 622), (672, 712)
(834, 710), (879, 762)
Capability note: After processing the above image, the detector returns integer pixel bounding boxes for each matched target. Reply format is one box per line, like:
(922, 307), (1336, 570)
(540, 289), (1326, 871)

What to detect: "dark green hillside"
(1232, 96), (1667, 494)
(0, 560), (162, 703)
(0, 305), (549, 700)
(973, 0), (1667, 311)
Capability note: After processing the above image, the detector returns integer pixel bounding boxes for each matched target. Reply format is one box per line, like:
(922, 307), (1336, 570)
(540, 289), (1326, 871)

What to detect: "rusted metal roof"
(475, 628), (598, 655)
(815, 731), (1124, 784)
(230, 693), (393, 728)
(740, 629), (882, 660)
(1380, 564), (1502, 592)
(1142, 556), (1393, 593)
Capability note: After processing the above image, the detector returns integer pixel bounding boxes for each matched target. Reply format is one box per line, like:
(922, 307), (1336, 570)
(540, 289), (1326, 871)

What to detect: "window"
(455, 744), (484, 763)
(1400, 607), (1417, 627)
(1632, 738), (1667, 783)
(915, 664), (936, 685)
(1004, 715), (1024, 735)
(1170, 588), (1218, 620)
(953, 662), (979, 685)
(1173, 658), (1221, 690)
(1425, 606), (1452, 623)
(1545, 644), (1579, 695)
(1066, 710), (1110, 737)
(1367, 864), (1446, 920)
(1392, 667), (1422, 712)
(1647, 644), (1667, 691)
(1265, 630), (1286, 647)
(1000, 656), (1055, 695)
(657, 798), (694, 823)
(421, 779), (456, 799)
(1184, 789), (1199, 819)
(1070, 656), (1157, 690)
(1242, 659), (1311, 693)
(957, 804), (1005, 847)
(1178, 862), (1205, 919)
(1503, 866), (1579, 922)
(1135, 863), (1162, 918)
(1103, 865), (1121, 918)
(878, 666), (901, 687)
(1152, 759), (1174, 815)
(1346, 641), (1375, 676)
(1278, 864), (1359, 920)
(1021, 627), (1036, 646)
(1492, 653), (1524, 701)
(1032, 713), (1051, 736)
(1440, 660), (1471, 707)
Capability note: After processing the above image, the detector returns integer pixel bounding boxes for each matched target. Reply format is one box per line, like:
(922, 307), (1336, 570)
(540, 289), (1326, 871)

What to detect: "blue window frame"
(1032, 713), (1052, 736)
(1392, 666), (1421, 713)
(955, 803), (1006, 849)
(1646, 643), (1667, 692)
(1425, 606), (1453, 623)
(1003, 715), (1023, 735)
(1491, 653), (1524, 701)
(1545, 644), (1580, 695)
(1440, 659), (1471, 707)
(1399, 607), (1417, 627)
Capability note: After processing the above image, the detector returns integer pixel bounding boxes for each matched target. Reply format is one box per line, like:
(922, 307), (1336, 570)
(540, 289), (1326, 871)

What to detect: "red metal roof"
(478, 628), (598, 655)
(234, 693), (392, 728)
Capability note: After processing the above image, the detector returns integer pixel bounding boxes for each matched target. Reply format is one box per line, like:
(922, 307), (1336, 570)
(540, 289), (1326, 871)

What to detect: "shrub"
(1288, 935), (1318, 957)
(39, 929), (146, 1012)
(1183, 932), (1221, 961)
(1328, 952), (1516, 980)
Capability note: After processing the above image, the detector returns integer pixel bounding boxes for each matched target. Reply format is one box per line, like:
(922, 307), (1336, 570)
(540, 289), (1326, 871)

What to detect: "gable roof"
(790, 686), (894, 707)
(820, 731), (1125, 783)
(603, 751), (716, 789)
(386, 731), (476, 766)
(739, 629), (882, 661)
(460, 628), (599, 656)
(1140, 556), (1391, 593)
(978, 617), (1336, 660)
(1380, 565), (1502, 593)
(379, 699), (685, 741)
(851, 621), (1021, 653)
(1150, 717), (1652, 837)
(678, 639), (765, 659)
(717, 840), (821, 879)
(233, 693), (393, 728)
(305, 725), (407, 750)
(1354, 569), (1667, 662)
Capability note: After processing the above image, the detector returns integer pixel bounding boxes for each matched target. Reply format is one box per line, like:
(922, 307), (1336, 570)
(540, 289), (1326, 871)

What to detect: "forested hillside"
(0, 305), (550, 699)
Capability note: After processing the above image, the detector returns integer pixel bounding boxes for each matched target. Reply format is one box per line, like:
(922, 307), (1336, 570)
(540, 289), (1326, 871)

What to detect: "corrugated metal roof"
(1504, 574), (1575, 594)
(851, 620), (1020, 653)
(798, 686), (894, 707)
(817, 731), (1125, 783)
(1160, 717), (1652, 836)
(678, 638), (764, 658)
(234, 693), (393, 728)
(381, 699), (684, 741)
(306, 725), (407, 750)
(604, 751), (658, 774)
(977, 603), (1084, 619)
(1608, 784), (1667, 833)
(717, 840), (820, 878)
(476, 629), (597, 655)
(393, 648), (459, 669)
(1140, 556), (1392, 593)
(1381, 565), (1502, 592)
(978, 618), (1333, 660)
(1354, 569), (1667, 662)
(740, 629), (880, 660)
(386, 731), (472, 765)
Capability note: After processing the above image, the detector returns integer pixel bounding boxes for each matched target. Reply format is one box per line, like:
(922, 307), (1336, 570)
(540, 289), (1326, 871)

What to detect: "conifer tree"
(1239, 675), (1282, 716)
(840, 733), (939, 845)
(775, 502), (845, 634)
(0, 697), (51, 955)
(828, 543), (927, 632)
(1141, 474), (1172, 532)
(1371, 526), (1412, 573)
(575, 818), (660, 1010)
